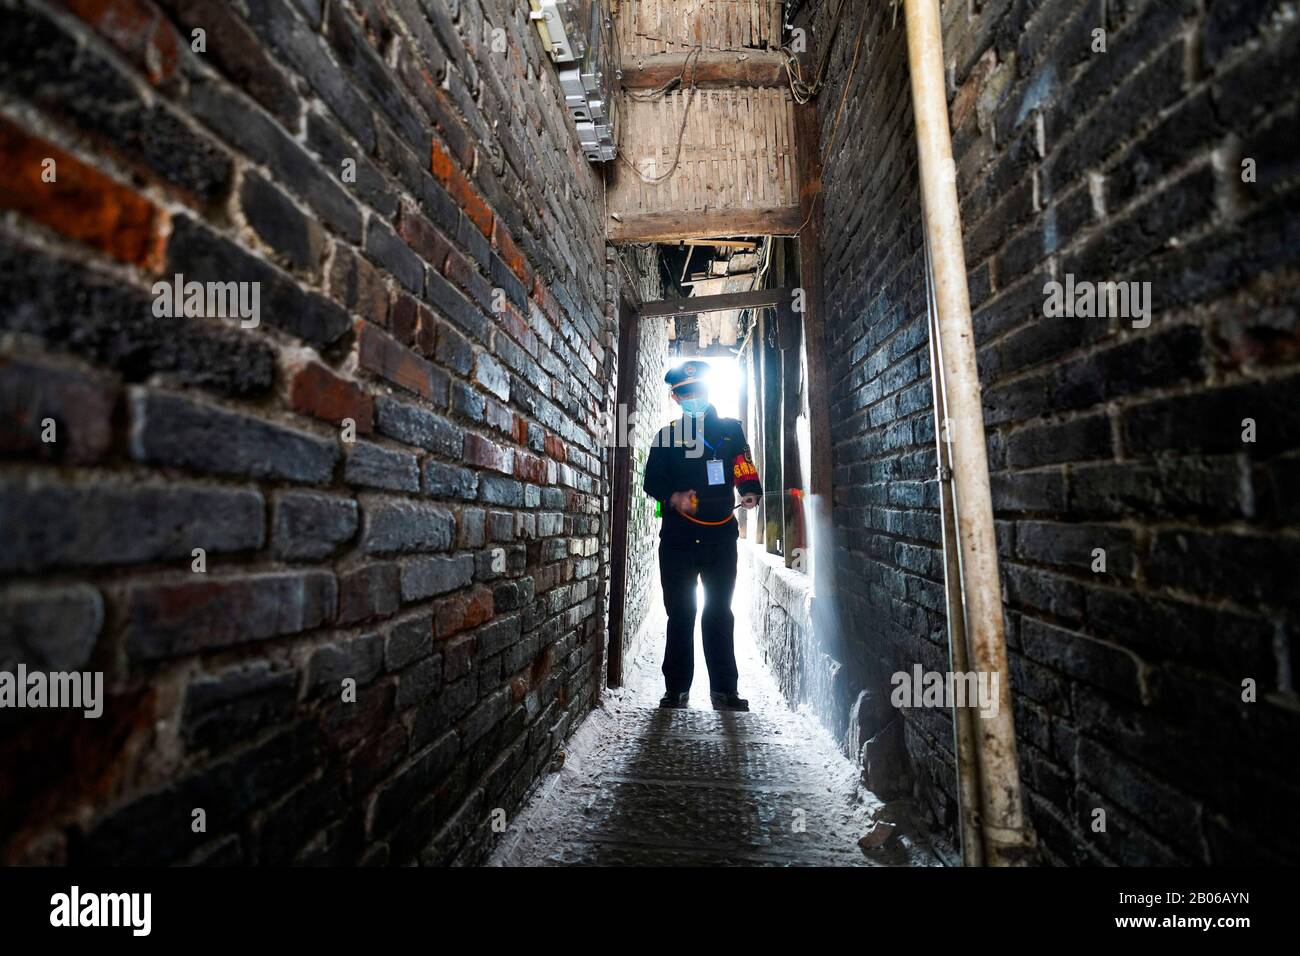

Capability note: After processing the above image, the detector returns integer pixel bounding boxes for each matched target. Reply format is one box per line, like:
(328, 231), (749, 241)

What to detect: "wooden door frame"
(606, 292), (640, 688)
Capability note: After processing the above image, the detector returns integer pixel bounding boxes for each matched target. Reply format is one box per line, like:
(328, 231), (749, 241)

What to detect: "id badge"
(707, 459), (725, 485)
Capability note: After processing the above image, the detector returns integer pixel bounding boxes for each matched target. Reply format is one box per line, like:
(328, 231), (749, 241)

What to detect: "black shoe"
(710, 691), (749, 712)
(659, 691), (690, 709)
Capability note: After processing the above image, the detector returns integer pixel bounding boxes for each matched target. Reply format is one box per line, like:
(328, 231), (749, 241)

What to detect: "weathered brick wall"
(608, 246), (666, 661)
(0, 0), (611, 865)
(800, 0), (1300, 864)
(624, 315), (668, 658)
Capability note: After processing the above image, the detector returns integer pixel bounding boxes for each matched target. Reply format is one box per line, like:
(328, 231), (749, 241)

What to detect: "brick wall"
(0, 0), (612, 865)
(621, 253), (668, 660)
(800, 0), (1300, 864)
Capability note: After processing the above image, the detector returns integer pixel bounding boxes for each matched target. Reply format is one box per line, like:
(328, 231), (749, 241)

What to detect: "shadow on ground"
(489, 566), (939, 866)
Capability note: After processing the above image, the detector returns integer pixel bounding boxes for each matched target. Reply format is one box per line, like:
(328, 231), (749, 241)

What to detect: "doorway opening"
(607, 236), (818, 689)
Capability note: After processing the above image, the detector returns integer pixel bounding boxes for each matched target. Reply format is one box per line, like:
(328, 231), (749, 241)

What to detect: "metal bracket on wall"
(530, 0), (620, 162)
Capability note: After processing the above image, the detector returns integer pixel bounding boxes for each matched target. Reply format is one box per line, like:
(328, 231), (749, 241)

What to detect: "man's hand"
(739, 493), (760, 510)
(669, 490), (698, 514)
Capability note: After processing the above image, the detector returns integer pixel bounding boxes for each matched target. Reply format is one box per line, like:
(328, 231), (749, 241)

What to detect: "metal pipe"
(903, 0), (1035, 865)
(922, 223), (984, 867)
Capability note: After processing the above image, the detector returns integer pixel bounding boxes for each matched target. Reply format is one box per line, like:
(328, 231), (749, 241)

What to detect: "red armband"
(732, 447), (758, 480)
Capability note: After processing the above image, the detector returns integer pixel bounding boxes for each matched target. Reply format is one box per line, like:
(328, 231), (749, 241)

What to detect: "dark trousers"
(658, 537), (739, 695)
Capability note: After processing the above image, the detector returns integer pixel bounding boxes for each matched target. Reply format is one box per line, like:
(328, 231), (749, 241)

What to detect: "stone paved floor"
(490, 567), (938, 866)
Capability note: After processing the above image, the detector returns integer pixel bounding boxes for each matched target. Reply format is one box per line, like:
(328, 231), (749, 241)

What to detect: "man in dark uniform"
(643, 360), (763, 711)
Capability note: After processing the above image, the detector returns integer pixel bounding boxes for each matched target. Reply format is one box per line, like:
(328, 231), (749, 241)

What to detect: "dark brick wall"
(624, 314), (667, 652)
(615, 245), (668, 659)
(0, 0), (611, 865)
(799, 0), (1300, 864)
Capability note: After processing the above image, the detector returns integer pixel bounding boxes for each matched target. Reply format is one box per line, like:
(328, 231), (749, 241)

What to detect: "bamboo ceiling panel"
(614, 0), (783, 55)
(608, 88), (799, 238)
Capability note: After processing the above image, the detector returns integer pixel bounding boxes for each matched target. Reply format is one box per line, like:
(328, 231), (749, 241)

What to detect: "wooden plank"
(779, 300), (805, 568)
(680, 238), (759, 249)
(793, 93), (835, 548)
(636, 286), (793, 318)
(620, 51), (787, 88)
(608, 205), (803, 241)
(606, 294), (640, 688)
(760, 307), (783, 554)
(614, 0), (782, 55)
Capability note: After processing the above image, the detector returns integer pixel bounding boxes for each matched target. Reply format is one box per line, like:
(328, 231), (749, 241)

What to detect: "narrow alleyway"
(0, 0), (1296, 875)
(491, 565), (935, 866)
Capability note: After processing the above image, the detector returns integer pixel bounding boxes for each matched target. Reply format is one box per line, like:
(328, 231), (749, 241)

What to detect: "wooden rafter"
(636, 286), (792, 318)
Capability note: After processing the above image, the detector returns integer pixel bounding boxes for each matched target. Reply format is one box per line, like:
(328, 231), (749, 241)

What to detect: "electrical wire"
(780, 0), (849, 103)
(791, 4), (869, 237)
(617, 46), (703, 185)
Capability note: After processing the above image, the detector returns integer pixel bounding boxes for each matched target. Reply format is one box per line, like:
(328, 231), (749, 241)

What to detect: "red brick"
(63, 0), (180, 86)
(397, 201), (449, 271)
(508, 674), (528, 704)
(124, 570), (337, 659)
(443, 246), (494, 312)
(356, 320), (443, 401)
(336, 562), (400, 626)
(499, 303), (537, 356)
(429, 137), (456, 186)
(456, 178), (493, 236)
(431, 88), (474, 168)
(0, 118), (167, 270)
(289, 360), (374, 433)
(435, 587), (493, 638)
(389, 293), (427, 347)
(531, 274), (560, 324)
(513, 452), (547, 484)
(463, 433), (513, 474)
(543, 434), (566, 462)
(513, 416), (530, 446)
(429, 147), (495, 239)
(414, 310), (437, 358)
(492, 218), (531, 285)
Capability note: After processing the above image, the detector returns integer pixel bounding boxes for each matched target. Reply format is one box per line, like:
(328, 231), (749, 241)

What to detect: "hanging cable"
(791, 5), (869, 236)
(780, 0), (849, 103)
(617, 46), (703, 185)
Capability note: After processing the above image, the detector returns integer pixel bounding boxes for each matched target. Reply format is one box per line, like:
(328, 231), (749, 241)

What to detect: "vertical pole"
(923, 226), (984, 867)
(606, 296), (640, 688)
(903, 0), (1034, 864)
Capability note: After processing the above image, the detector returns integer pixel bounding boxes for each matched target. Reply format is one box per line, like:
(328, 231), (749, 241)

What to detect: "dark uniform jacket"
(643, 405), (764, 543)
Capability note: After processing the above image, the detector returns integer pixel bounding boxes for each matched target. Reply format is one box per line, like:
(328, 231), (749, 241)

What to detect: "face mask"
(679, 397), (709, 417)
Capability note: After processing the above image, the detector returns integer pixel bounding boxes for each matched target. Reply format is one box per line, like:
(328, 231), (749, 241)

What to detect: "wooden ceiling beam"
(680, 239), (759, 249)
(608, 206), (803, 243)
(637, 287), (793, 319)
(620, 51), (788, 89)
